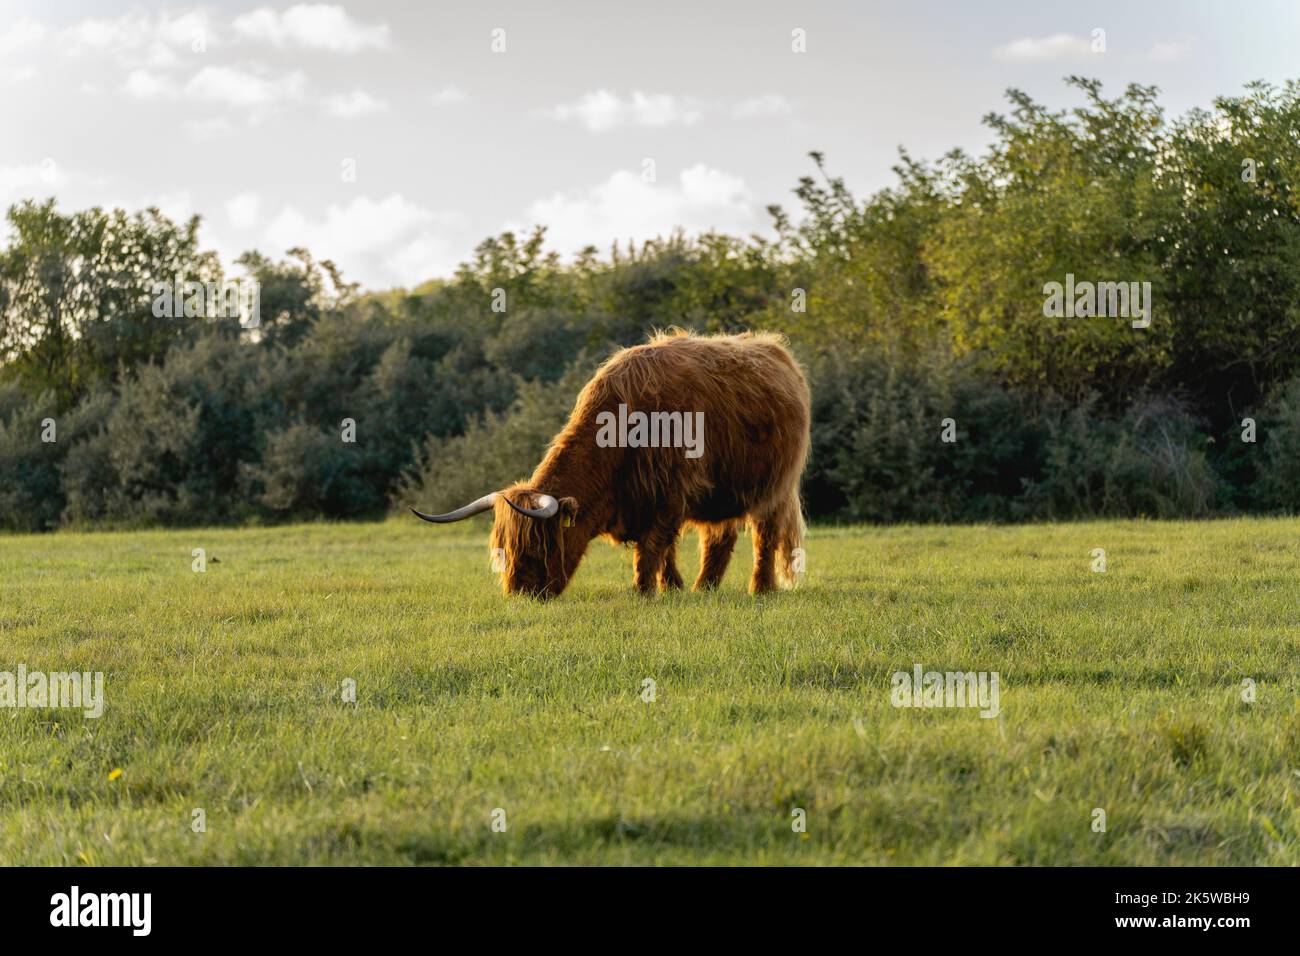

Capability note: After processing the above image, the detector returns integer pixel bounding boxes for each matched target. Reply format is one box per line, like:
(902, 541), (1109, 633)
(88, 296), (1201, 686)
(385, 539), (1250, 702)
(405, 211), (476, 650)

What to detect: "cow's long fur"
(488, 330), (811, 597)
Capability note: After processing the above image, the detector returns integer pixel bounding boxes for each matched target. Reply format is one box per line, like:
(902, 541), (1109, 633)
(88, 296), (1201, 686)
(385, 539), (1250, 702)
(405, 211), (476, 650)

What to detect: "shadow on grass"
(383, 813), (810, 864)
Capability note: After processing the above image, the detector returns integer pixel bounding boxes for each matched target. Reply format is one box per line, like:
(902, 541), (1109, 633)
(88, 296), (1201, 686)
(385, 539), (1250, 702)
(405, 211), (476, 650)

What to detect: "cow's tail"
(774, 489), (806, 589)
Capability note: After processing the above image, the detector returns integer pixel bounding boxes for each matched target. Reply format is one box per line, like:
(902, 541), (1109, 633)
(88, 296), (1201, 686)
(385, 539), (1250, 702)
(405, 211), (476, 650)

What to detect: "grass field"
(1, 517), (1298, 865)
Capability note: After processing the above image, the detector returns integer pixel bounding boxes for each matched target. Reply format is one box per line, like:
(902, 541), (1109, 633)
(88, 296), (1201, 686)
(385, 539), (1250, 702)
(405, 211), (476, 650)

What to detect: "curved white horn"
(502, 494), (559, 520)
(410, 493), (497, 523)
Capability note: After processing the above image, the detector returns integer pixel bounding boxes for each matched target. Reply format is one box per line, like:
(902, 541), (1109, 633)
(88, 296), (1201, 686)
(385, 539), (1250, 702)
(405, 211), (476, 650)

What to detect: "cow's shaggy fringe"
(488, 329), (811, 597)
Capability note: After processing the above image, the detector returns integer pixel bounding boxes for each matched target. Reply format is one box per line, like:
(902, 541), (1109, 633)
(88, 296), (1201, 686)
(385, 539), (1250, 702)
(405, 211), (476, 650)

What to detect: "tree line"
(3, 77), (1300, 531)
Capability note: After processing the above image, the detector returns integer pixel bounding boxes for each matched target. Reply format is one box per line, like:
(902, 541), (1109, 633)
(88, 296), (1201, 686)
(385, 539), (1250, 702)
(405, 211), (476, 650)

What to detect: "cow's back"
(596, 332), (810, 524)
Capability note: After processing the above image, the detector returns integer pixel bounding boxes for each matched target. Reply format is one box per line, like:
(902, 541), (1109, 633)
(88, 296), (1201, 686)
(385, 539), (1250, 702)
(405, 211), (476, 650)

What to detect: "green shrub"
(803, 347), (1036, 522)
(1255, 375), (1300, 511)
(240, 423), (372, 518)
(0, 386), (64, 531)
(395, 361), (595, 514)
(1022, 395), (1219, 519)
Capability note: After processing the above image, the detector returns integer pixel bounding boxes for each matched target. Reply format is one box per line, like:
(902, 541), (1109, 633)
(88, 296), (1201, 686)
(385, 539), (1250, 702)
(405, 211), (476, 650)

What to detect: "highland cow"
(412, 330), (810, 598)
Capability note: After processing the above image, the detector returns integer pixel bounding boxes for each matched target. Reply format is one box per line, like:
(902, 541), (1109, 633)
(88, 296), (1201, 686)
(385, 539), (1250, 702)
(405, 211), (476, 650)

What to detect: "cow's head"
(411, 487), (581, 598)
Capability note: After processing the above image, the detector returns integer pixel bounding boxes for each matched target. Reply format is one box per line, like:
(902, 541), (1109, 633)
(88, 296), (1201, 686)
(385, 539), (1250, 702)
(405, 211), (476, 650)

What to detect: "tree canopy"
(3, 78), (1300, 530)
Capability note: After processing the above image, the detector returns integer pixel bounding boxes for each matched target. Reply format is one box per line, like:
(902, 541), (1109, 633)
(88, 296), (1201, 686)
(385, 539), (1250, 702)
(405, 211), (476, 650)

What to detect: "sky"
(2, 0), (1298, 291)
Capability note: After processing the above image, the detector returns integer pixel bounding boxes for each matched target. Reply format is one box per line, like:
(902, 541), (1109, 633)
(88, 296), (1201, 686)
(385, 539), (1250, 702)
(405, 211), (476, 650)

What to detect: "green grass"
(1, 517), (1298, 865)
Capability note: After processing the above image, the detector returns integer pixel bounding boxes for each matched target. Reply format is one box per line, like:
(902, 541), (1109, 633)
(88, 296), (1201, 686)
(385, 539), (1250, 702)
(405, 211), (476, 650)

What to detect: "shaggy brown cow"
(412, 330), (810, 598)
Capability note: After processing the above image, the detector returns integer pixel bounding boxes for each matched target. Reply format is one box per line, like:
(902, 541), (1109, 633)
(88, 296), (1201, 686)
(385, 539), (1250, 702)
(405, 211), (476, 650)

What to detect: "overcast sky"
(3, 0), (1298, 290)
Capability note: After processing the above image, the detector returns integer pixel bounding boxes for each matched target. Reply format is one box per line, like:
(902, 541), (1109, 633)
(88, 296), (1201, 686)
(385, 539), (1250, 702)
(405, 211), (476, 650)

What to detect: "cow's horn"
(502, 494), (559, 520)
(410, 493), (497, 523)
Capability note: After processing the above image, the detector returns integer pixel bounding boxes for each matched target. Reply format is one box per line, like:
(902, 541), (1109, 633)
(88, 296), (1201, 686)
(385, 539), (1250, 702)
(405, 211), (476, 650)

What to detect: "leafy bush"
(395, 361), (595, 515)
(1255, 375), (1300, 511)
(803, 347), (1036, 522)
(1022, 395), (1219, 519)
(0, 385), (64, 531)
(7, 78), (1300, 530)
(240, 423), (371, 518)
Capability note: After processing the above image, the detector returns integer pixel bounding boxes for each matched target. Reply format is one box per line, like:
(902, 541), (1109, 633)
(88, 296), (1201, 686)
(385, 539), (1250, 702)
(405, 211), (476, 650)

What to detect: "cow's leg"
(749, 515), (780, 595)
(693, 520), (739, 591)
(659, 536), (685, 591)
(633, 521), (681, 594)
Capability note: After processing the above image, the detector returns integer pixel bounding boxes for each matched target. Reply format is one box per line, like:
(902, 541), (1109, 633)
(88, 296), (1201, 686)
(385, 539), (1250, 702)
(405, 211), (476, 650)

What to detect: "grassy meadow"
(1, 517), (1297, 865)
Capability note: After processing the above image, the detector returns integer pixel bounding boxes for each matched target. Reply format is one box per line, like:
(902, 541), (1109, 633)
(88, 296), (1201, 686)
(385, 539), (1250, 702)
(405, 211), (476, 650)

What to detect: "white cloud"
(546, 91), (791, 129)
(1147, 39), (1192, 62)
(322, 90), (389, 118)
(546, 90), (704, 131)
(993, 33), (1095, 61)
(122, 69), (175, 99)
(0, 163), (111, 220)
(155, 12), (211, 49)
(233, 4), (389, 53)
(142, 190), (199, 225)
(0, 163), (60, 211)
(125, 64), (384, 124)
(431, 85), (467, 105)
(184, 117), (237, 141)
(732, 94), (793, 119)
(261, 195), (465, 289)
(120, 64), (308, 110)
(0, 18), (45, 55)
(225, 193), (261, 229)
(520, 165), (760, 257)
(185, 65), (308, 108)
(59, 11), (211, 66)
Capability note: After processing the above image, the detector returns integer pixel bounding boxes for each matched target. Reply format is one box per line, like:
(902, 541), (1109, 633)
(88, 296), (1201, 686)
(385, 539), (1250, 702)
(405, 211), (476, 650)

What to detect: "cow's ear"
(558, 497), (579, 527)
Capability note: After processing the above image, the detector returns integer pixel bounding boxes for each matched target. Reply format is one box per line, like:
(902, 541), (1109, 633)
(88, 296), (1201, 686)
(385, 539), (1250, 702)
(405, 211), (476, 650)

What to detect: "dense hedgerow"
(4, 79), (1300, 529)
